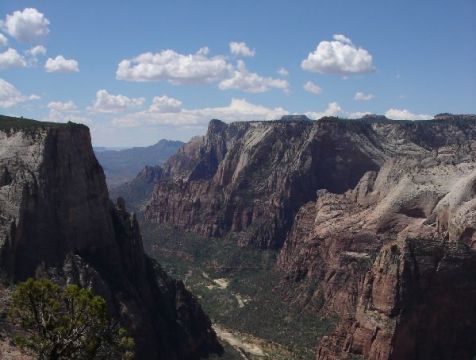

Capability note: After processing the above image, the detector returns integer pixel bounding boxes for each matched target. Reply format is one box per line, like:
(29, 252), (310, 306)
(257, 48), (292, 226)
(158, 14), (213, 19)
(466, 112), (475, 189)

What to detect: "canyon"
(3, 112), (476, 359)
(141, 114), (476, 359)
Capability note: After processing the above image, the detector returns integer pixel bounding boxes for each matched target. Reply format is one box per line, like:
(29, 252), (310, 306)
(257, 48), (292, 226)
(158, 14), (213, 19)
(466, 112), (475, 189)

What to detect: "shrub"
(8, 278), (134, 360)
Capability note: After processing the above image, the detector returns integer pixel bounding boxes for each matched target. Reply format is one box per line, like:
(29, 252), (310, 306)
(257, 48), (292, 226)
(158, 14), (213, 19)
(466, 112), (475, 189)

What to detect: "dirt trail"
(213, 324), (265, 358)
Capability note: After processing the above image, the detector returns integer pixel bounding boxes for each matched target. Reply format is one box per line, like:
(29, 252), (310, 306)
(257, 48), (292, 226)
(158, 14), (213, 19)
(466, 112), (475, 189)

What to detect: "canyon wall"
(145, 114), (476, 359)
(0, 116), (221, 360)
(145, 117), (382, 248)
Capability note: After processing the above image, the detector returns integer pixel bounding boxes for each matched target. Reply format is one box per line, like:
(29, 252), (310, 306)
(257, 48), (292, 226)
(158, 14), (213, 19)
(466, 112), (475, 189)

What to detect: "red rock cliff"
(145, 114), (476, 359)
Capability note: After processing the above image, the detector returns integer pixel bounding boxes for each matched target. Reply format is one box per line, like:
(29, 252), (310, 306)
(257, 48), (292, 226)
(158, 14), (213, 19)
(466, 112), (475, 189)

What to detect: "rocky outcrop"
(0, 115), (221, 360)
(145, 117), (382, 248)
(144, 113), (476, 359)
(314, 234), (476, 360)
(275, 116), (476, 359)
(348, 237), (476, 360)
(110, 165), (165, 213)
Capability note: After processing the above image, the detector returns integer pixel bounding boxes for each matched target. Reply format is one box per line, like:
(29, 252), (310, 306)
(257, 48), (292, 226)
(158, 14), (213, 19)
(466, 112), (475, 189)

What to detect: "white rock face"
(0, 130), (46, 249)
(0, 122), (116, 279)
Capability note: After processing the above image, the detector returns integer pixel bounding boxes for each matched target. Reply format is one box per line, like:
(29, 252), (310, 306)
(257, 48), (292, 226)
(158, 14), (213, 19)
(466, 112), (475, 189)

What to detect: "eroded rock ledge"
(144, 114), (476, 359)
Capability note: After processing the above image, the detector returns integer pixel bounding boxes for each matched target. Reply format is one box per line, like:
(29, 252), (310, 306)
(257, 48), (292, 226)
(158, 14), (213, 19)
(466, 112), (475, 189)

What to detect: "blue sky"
(0, 0), (475, 146)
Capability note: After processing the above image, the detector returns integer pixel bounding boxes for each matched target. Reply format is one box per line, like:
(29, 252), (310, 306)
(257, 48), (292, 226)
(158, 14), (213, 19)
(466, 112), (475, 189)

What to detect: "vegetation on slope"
(0, 115), (86, 132)
(109, 175), (157, 213)
(8, 278), (134, 360)
(141, 223), (336, 360)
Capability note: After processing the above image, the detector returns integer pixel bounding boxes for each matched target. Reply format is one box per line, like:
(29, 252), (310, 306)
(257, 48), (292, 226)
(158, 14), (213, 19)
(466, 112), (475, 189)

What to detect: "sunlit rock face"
(276, 116), (476, 360)
(145, 114), (476, 359)
(145, 117), (383, 248)
(0, 116), (222, 360)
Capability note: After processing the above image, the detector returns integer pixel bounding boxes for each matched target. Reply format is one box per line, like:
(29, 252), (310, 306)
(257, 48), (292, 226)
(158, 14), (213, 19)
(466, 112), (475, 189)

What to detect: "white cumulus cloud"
(112, 98), (289, 128)
(348, 111), (372, 119)
(301, 34), (375, 75)
(354, 91), (374, 101)
(277, 67), (289, 76)
(0, 78), (39, 108)
(1, 8), (50, 43)
(45, 55), (79, 73)
(48, 100), (77, 112)
(149, 95), (182, 113)
(305, 102), (342, 119)
(385, 108), (432, 120)
(45, 110), (90, 124)
(191, 98), (288, 122)
(332, 34), (353, 45)
(219, 60), (289, 93)
(25, 45), (46, 66)
(90, 90), (145, 113)
(116, 47), (232, 84)
(0, 33), (7, 46)
(229, 41), (255, 57)
(0, 48), (26, 69)
(27, 45), (46, 57)
(45, 100), (87, 123)
(303, 81), (322, 95)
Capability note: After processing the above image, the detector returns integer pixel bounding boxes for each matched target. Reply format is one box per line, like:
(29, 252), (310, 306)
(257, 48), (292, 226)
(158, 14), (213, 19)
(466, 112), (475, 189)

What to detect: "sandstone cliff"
(145, 114), (476, 359)
(145, 117), (381, 248)
(0, 115), (221, 360)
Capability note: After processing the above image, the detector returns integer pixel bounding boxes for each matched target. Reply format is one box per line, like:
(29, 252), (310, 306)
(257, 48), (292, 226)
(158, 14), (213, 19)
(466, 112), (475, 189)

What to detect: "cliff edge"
(0, 115), (222, 360)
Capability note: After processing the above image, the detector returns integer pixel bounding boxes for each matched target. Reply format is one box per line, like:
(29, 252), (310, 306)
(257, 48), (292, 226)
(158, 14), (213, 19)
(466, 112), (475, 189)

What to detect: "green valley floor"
(141, 223), (336, 360)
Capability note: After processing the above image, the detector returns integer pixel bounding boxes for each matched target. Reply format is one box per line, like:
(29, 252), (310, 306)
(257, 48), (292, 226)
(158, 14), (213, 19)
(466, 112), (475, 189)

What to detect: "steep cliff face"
(314, 235), (476, 360)
(0, 115), (221, 360)
(276, 117), (476, 359)
(145, 114), (476, 359)
(110, 165), (164, 213)
(145, 117), (381, 248)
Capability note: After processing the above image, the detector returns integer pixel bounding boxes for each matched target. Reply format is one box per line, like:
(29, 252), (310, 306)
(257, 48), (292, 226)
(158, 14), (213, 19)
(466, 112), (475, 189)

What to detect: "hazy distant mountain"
(94, 139), (183, 188)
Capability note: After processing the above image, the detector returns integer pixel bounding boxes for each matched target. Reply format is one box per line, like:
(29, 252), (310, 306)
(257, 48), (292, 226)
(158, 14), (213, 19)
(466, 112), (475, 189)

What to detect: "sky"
(0, 0), (475, 146)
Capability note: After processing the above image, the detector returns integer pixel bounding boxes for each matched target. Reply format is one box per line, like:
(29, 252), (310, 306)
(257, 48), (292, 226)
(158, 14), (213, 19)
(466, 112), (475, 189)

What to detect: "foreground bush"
(8, 278), (134, 360)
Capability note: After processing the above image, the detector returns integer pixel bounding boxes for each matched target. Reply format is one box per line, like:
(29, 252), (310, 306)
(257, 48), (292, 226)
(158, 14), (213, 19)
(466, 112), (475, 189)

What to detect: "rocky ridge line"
(143, 114), (476, 359)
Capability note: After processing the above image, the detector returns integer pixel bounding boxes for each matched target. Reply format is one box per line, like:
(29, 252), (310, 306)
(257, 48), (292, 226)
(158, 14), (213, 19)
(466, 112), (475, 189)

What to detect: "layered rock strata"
(145, 114), (476, 359)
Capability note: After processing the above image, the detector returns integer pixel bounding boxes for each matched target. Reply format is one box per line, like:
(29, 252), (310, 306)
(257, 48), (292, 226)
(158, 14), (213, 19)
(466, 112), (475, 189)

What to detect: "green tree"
(8, 278), (134, 360)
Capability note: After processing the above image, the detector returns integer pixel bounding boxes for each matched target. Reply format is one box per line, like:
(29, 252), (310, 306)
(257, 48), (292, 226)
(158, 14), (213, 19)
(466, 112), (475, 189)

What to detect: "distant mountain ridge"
(110, 165), (165, 214)
(94, 139), (183, 188)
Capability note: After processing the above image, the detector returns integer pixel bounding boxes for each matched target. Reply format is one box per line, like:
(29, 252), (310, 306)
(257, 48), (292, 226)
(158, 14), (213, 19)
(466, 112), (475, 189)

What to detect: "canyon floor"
(141, 223), (336, 360)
